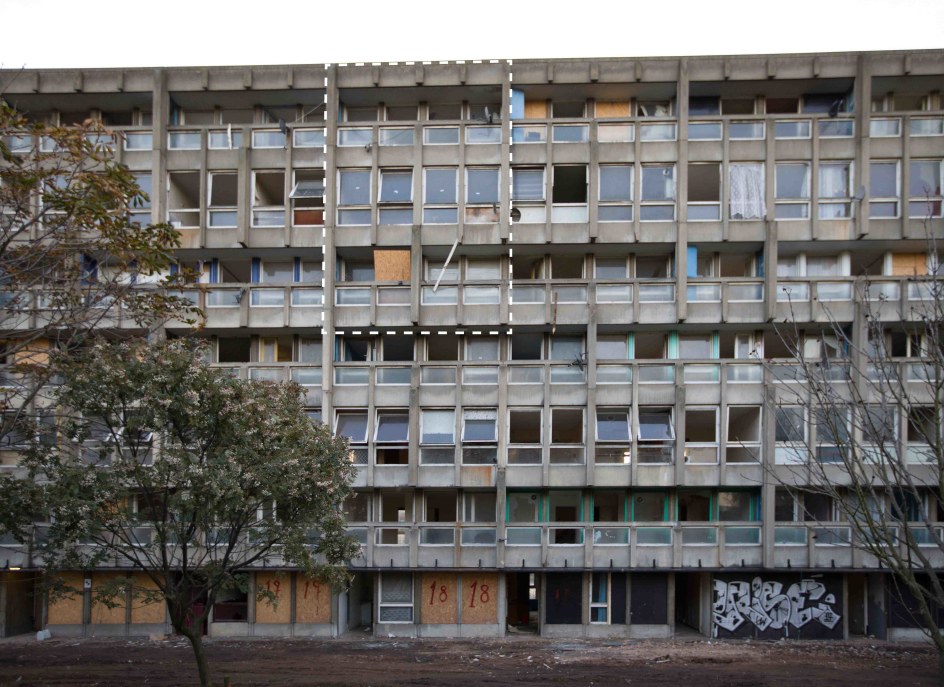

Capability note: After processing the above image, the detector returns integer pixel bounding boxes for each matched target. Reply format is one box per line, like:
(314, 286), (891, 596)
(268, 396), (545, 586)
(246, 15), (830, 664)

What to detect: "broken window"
(426, 334), (460, 361)
(342, 259), (374, 282)
(508, 408), (541, 465)
(291, 170), (325, 226)
(423, 168), (458, 223)
(634, 333), (666, 359)
(464, 492), (496, 522)
(640, 165), (675, 221)
(803, 493), (834, 522)
(298, 338), (322, 363)
(637, 101), (673, 117)
(685, 408), (718, 464)
(129, 173), (152, 225)
(689, 96), (719, 116)
(167, 171), (200, 228)
(381, 335), (413, 361)
(551, 408), (584, 464)
(774, 488), (796, 521)
(466, 168), (499, 205)
(775, 163), (811, 219)
(425, 491), (456, 522)
(252, 171), (285, 227)
(814, 407), (850, 463)
(687, 163), (720, 221)
(217, 337), (251, 363)
(466, 258), (501, 280)
(550, 254), (583, 278)
(552, 165), (587, 204)
(598, 165), (633, 222)
(549, 491), (581, 523)
(207, 172), (238, 228)
(593, 493), (625, 522)
(726, 406), (761, 463)
(511, 333), (543, 360)
(344, 492), (371, 522)
(550, 336), (583, 361)
(677, 492), (712, 521)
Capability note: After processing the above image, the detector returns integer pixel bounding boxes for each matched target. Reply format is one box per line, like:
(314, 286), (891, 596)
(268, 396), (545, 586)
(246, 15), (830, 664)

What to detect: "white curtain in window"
(819, 164), (850, 198)
(729, 164), (766, 219)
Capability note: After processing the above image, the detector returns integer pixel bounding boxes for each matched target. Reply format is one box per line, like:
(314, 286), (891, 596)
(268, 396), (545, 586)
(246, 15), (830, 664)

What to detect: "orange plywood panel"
(47, 572), (84, 625)
(460, 573), (499, 624)
(130, 574), (166, 624)
(91, 572), (127, 624)
(420, 572), (458, 624)
(255, 572), (292, 624)
(295, 576), (331, 624)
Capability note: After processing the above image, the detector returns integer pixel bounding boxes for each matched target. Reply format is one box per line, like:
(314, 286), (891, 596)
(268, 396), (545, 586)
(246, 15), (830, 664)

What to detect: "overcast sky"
(2, 0), (942, 69)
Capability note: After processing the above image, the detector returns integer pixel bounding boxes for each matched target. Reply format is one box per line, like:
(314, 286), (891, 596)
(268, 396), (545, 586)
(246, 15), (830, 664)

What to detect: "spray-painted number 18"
(428, 582), (448, 605)
(468, 580), (490, 608)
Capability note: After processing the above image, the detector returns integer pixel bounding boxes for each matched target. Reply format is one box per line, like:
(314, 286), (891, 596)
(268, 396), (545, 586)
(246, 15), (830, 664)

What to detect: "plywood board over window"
(459, 572), (499, 624)
(91, 572), (127, 624)
(374, 250), (411, 282)
(524, 100), (548, 119)
(421, 572), (458, 624)
(295, 575), (331, 624)
(47, 571), (85, 625)
(12, 338), (50, 366)
(130, 574), (166, 624)
(595, 101), (630, 118)
(255, 572), (292, 624)
(891, 253), (927, 276)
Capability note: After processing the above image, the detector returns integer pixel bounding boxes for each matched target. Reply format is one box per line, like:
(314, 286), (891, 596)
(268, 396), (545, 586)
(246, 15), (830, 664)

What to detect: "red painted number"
(468, 580), (490, 608)
(428, 581), (448, 605)
(266, 580), (281, 596)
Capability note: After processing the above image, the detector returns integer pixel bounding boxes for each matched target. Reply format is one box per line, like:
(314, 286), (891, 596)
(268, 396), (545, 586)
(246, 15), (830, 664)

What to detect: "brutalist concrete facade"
(1, 50), (944, 640)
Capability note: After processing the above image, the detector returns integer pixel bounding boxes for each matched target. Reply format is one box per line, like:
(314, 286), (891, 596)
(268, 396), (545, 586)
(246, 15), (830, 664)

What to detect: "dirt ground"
(0, 633), (937, 687)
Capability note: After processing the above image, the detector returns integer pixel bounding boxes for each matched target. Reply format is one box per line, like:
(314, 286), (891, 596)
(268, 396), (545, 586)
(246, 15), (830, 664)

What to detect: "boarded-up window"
(630, 574), (668, 624)
(374, 250), (411, 281)
(595, 101), (630, 118)
(524, 100), (548, 119)
(891, 253), (927, 276)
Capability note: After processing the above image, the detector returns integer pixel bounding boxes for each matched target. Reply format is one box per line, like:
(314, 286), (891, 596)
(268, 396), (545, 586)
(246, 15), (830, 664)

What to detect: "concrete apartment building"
(1, 49), (943, 641)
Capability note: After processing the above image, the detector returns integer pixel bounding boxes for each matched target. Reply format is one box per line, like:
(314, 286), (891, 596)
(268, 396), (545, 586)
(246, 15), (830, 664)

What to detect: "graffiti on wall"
(712, 577), (841, 636)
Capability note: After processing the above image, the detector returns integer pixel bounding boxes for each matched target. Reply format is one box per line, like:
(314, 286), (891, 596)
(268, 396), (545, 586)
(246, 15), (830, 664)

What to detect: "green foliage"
(25, 337), (359, 620)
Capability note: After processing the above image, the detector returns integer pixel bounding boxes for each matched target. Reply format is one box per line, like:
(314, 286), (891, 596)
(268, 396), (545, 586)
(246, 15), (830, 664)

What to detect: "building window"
(551, 165), (588, 222)
(687, 163), (720, 221)
(869, 161), (900, 218)
(551, 408), (584, 464)
(775, 163), (810, 219)
(379, 573), (414, 623)
(637, 408), (674, 464)
(421, 409), (455, 445)
(640, 165), (675, 221)
(466, 167), (500, 223)
(598, 165), (633, 222)
(338, 169), (371, 226)
(596, 408), (630, 442)
(908, 160), (943, 218)
(590, 572), (611, 624)
(508, 408), (541, 465)
(291, 170), (325, 226)
(423, 168), (458, 223)
(463, 409), (497, 443)
(818, 162), (852, 219)
(729, 163), (766, 220)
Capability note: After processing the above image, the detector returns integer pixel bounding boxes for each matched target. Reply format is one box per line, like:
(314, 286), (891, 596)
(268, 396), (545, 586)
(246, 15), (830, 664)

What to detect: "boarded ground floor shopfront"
(6, 569), (936, 641)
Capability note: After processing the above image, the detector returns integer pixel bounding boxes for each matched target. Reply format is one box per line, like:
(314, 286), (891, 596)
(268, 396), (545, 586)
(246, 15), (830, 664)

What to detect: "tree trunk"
(185, 630), (213, 687)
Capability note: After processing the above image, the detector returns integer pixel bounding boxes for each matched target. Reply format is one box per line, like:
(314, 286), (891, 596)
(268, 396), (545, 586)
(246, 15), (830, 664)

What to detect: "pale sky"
(2, 0), (942, 69)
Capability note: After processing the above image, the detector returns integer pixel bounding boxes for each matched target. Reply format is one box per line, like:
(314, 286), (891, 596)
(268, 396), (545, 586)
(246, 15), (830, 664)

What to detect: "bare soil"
(0, 633), (936, 687)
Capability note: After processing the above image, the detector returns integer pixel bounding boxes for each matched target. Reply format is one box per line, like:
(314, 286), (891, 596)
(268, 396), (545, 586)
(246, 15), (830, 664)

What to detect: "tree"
(20, 338), (359, 687)
(0, 101), (196, 460)
(769, 212), (944, 673)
